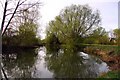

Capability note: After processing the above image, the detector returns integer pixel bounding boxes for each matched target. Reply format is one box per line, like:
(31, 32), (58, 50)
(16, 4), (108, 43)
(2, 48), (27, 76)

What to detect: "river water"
(2, 46), (109, 78)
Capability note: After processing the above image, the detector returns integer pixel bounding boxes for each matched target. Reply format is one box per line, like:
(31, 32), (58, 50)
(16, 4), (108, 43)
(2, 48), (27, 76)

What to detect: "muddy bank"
(84, 47), (120, 71)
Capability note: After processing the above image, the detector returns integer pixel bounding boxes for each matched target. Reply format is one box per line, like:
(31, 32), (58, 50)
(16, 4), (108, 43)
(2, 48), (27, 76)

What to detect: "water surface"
(2, 46), (109, 78)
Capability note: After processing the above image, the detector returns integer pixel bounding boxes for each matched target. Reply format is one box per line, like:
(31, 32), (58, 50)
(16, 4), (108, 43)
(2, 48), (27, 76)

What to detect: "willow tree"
(46, 4), (101, 45)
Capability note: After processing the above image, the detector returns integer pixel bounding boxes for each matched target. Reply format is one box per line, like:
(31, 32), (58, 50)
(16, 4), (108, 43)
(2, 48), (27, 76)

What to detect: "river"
(2, 46), (109, 78)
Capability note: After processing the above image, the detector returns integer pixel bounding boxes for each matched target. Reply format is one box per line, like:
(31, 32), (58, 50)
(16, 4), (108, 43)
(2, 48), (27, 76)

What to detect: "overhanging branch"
(1, 0), (8, 33)
(2, 0), (20, 36)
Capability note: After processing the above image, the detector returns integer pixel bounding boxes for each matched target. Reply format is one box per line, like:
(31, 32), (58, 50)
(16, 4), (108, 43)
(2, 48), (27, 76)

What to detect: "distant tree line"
(1, 2), (120, 47)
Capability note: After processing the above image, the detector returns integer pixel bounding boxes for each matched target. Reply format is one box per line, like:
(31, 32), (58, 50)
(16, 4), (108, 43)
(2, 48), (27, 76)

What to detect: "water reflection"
(45, 46), (109, 78)
(32, 47), (53, 78)
(2, 49), (37, 78)
(2, 46), (109, 78)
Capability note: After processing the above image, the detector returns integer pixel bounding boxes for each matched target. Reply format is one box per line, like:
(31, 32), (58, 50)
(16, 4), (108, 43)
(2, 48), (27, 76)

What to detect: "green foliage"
(2, 22), (40, 46)
(2, 49), (37, 78)
(46, 4), (101, 45)
(2, 35), (18, 46)
(92, 27), (109, 44)
(113, 28), (120, 45)
(46, 33), (60, 45)
(83, 44), (119, 55)
(84, 37), (97, 44)
(84, 27), (109, 44)
(18, 22), (39, 46)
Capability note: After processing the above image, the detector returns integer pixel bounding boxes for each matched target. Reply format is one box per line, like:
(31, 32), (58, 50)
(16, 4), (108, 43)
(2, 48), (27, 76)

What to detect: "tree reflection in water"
(2, 49), (38, 78)
(45, 45), (109, 78)
(2, 46), (109, 78)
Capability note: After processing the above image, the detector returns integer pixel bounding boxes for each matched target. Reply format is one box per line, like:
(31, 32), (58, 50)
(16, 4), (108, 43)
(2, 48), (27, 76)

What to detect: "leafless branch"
(2, 0), (20, 36)
(1, 0), (41, 36)
(1, 0), (8, 32)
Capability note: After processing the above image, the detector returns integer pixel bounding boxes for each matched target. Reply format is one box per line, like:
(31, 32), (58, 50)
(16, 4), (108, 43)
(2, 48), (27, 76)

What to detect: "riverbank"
(2, 44), (45, 54)
(2, 43), (120, 78)
(83, 44), (120, 78)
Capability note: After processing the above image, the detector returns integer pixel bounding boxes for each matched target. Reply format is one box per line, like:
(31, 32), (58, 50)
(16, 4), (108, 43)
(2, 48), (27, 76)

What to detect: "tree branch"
(2, 0), (27, 36)
(1, 0), (8, 33)
(2, 0), (20, 36)
(85, 15), (98, 32)
(77, 11), (87, 33)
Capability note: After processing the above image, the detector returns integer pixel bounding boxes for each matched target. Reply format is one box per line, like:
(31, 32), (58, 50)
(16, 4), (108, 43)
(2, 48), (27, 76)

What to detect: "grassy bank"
(79, 44), (120, 78)
(81, 44), (120, 55)
(98, 70), (120, 78)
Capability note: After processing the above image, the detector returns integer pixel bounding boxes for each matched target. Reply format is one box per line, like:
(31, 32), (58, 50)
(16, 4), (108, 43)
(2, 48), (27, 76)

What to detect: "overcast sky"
(0, 0), (119, 39)
(39, 0), (119, 39)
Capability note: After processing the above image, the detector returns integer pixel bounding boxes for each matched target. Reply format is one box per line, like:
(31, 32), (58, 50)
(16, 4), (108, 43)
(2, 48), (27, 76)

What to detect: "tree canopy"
(85, 27), (109, 44)
(18, 22), (39, 46)
(46, 4), (101, 45)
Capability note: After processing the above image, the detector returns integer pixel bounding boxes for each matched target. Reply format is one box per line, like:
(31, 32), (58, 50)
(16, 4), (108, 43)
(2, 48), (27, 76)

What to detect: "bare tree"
(0, 0), (41, 36)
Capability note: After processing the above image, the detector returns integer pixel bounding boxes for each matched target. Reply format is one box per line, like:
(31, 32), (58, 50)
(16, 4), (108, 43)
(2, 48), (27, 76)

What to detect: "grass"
(59, 43), (120, 55)
(79, 44), (120, 55)
(98, 70), (120, 78)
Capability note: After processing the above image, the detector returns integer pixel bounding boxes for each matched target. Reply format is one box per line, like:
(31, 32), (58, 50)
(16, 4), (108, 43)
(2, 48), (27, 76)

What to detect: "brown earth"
(84, 48), (120, 71)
